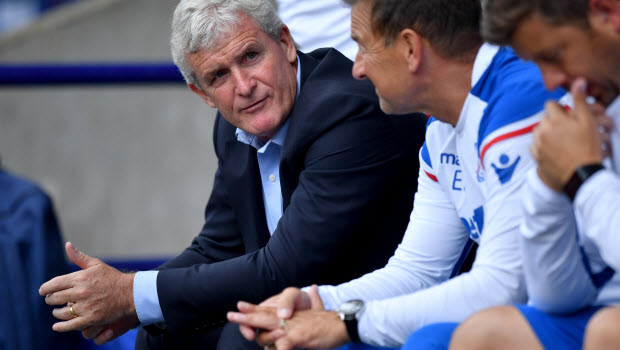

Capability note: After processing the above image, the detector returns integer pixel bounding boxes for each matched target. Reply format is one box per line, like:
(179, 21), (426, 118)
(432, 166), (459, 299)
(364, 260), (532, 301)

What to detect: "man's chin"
(248, 119), (282, 140)
(378, 99), (396, 115)
(379, 100), (411, 115)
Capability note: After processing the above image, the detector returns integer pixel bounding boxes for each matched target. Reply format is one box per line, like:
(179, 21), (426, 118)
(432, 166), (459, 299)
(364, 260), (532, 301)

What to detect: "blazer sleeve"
(156, 106), (424, 335)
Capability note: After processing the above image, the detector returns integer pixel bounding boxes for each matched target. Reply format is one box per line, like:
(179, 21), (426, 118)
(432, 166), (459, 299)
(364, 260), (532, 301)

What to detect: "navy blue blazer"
(155, 49), (427, 336)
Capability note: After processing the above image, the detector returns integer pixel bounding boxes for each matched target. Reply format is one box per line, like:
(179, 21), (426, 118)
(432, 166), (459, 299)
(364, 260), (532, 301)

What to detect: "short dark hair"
(344, 0), (482, 59)
(481, 0), (589, 45)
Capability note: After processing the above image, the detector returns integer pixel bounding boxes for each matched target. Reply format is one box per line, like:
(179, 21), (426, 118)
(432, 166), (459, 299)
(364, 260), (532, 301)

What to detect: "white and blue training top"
(315, 44), (567, 347)
(521, 95), (620, 315)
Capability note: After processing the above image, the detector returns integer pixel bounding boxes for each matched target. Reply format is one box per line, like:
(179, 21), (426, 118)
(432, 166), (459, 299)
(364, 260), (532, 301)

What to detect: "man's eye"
(208, 70), (227, 85)
(247, 52), (258, 60)
(540, 51), (561, 63)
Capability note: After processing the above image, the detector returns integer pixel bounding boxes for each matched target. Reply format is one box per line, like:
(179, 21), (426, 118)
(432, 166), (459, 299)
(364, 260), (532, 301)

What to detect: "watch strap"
(563, 163), (604, 201)
(344, 316), (361, 343)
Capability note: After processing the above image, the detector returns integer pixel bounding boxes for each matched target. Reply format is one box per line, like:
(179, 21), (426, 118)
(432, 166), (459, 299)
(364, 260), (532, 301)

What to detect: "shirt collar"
(471, 43), (500, 88)
(235, 55), (301, 149)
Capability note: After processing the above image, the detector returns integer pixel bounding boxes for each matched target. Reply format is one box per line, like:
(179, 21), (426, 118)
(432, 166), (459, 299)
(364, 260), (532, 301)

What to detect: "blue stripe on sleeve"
(420, 116), (438, 168)
(421, 142), (432, 168)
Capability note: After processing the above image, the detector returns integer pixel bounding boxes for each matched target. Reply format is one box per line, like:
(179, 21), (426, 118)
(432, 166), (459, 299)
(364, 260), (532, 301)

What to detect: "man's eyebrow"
(226, 42), (261, 64)
(201, 41), (263, 79)
(239, 42), (261, 54)
(532, 46), (561, 60)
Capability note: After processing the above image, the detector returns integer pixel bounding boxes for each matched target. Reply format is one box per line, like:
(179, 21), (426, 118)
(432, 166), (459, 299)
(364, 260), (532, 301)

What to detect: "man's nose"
(540, 64), (569, 91)
(233, 69), (256, 96)
(352, 52), (367, 80)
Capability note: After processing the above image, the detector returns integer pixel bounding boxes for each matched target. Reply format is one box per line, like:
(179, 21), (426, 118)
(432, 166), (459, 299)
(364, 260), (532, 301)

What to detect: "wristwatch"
(563, 163), (605, 201)
(336, 299), (365, 343)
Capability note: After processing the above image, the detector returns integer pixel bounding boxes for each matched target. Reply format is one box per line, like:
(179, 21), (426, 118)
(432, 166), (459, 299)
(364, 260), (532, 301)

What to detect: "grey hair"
(171, 0), (283, 87)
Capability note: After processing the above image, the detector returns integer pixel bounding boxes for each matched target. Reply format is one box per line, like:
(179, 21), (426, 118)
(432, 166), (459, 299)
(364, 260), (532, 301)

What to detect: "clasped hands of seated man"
(39, 242), (139, 345)
(227, 285), (350, 350)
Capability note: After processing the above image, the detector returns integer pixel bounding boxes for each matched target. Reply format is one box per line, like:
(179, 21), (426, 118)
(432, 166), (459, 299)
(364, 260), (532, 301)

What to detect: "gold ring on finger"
(69, 305), (78, 318)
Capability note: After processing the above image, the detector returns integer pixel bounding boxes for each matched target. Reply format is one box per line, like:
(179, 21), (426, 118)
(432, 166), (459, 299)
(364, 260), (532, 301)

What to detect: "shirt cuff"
(357, 300), (379, 346)
(574, 168), (610, 209)
(300, 285), (339, 311)
(133, 271), (164, 325)
(527, 169), (565, 203)
(316, 285), (339, 311)
(521, 169), (572, 240)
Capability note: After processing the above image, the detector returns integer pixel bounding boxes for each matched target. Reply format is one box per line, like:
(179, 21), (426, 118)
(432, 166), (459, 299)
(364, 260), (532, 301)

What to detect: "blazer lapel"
(279, 51), (322, 210)
(222, 138), (271, 250)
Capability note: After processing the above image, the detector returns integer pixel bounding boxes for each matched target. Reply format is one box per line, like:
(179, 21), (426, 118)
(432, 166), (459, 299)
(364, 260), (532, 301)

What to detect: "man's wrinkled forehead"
(351, 0), (389, 48)
(350, 1), (372, 41)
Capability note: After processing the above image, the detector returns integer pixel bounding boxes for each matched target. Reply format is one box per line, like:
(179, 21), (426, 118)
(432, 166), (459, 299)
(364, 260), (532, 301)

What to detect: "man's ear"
(280, 24), (298, 64)
(590, 0), (620, 32)
(189, 83), (216, 108)
(399, 28), (424, 73)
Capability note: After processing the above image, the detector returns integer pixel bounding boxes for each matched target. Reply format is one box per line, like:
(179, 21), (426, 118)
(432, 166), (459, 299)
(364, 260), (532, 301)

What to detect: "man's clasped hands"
(227, 285), (350, 350)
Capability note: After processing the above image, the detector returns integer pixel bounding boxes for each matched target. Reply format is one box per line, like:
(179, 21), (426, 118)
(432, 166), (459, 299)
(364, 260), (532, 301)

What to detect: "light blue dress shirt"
(133, 57), (301, 325)
(235, 119), (290, 235)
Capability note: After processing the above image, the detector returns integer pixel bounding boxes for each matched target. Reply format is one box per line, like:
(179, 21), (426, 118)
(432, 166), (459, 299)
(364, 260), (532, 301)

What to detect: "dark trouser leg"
(216, 322), (263, 350)
(135, 324), (224, 350)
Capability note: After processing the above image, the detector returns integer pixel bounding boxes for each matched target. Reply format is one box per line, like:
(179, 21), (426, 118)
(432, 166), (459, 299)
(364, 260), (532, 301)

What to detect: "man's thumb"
(570, 78), (589, 119)
(308, 284), (325, 310)
(65, 242), (97, 269)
